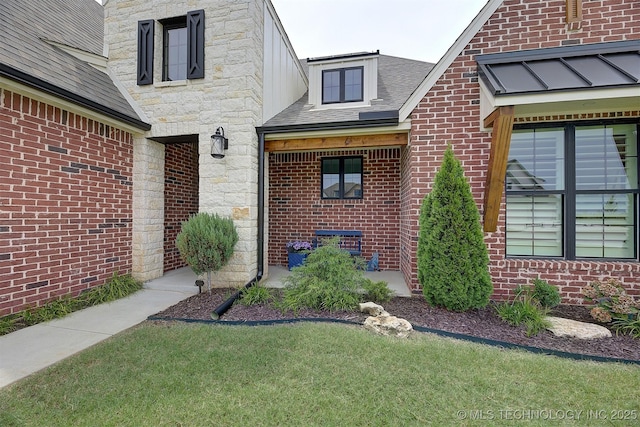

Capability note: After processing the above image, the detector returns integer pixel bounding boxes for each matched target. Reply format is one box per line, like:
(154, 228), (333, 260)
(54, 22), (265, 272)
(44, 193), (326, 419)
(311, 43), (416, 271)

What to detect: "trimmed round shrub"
(176, 212), (238, 291)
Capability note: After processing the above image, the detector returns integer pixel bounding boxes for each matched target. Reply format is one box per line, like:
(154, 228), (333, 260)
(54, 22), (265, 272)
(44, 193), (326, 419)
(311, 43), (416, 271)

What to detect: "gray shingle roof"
(0, 0), (148, 130)
(262, 54), (435, 129)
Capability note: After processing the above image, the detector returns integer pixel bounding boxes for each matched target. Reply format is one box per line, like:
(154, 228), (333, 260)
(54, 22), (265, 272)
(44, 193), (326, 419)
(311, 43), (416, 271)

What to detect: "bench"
(313, 230), (362, 257)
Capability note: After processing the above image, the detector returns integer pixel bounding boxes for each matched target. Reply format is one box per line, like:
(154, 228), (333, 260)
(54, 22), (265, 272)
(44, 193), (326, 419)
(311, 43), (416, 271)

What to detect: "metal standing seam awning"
(477, 40), (640, 96)
(476, 40), (640, 232)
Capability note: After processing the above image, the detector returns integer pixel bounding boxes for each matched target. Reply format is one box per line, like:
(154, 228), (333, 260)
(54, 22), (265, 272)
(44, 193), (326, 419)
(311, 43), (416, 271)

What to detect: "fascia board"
(492, 86), (640, 107)
(398, 0), (504, 122)
(43, 39), (108, 72)
(263, 121), (411, 141)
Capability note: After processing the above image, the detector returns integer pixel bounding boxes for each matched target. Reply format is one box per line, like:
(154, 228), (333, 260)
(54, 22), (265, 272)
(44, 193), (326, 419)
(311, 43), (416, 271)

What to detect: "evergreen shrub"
(417, 145), (492, 311)
(279, 237), (366, 312)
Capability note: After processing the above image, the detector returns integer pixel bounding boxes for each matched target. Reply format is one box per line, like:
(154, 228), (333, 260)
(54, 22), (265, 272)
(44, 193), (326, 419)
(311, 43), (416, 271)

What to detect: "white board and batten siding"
(262, 1), (308, 123)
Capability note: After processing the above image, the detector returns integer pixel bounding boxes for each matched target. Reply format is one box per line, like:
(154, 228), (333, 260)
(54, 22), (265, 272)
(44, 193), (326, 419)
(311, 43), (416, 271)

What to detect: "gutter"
(0, 64), (151, 131)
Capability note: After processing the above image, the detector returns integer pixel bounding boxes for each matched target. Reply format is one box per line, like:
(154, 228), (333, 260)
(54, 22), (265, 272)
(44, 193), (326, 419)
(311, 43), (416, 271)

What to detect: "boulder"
(359, 302), (388, 317)
(363, 315), (413, 338)
(546, 316), (612, 339)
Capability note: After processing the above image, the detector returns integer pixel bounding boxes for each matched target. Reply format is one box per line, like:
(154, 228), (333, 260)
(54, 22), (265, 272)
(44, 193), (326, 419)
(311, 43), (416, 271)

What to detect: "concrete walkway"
(0, 266), (411, 389)
(0, 268), (199, 389)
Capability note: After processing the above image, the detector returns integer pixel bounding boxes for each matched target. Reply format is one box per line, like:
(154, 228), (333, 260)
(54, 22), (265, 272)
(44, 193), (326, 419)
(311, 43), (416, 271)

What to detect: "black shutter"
(137, 20), (154, 85)
(187, 10), (205, 79)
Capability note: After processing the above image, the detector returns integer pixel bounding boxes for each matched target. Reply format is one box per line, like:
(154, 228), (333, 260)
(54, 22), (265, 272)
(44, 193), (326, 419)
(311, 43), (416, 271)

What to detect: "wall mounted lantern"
(211, 127), (229, 159)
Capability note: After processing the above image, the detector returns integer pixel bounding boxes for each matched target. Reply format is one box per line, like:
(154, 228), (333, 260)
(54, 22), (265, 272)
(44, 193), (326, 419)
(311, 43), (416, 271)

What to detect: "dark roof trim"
(358, 110), (399, 121)
(306, 50), (380, 63)
(256, 114), (399, 135)
(476, 40), (640, 64)
(0, 64), (151, 131)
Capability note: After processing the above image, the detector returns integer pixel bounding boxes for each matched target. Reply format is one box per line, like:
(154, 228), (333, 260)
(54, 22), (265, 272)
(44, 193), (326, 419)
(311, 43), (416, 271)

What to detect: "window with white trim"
(505, 122), (638, 260)
(322, 67), (363, 104)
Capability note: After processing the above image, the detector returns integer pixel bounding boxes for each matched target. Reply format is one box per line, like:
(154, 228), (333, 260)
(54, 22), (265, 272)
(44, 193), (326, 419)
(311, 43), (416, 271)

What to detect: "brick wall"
(0, 89), (134, 316)
(407, 0), (640, 302)
(269, 148), (401, 270)
(164, 142), (199, 272)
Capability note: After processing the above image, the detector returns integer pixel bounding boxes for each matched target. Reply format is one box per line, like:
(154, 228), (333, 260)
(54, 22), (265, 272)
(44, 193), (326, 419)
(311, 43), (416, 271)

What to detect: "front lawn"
(1, 322), (638, 426)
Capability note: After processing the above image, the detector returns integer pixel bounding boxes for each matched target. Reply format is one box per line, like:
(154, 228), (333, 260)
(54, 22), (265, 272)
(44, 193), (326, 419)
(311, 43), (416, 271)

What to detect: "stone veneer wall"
(268, 148), (401, 270)
(105, 0), (265, 285)
(405, 0), (640, 303)
(0, 89), (134, 316)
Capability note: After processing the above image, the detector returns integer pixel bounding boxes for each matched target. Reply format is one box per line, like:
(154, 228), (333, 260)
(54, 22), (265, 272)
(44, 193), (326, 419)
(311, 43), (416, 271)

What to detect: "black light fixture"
(195, 280), (204, 293)
(210, 127), (229, 159)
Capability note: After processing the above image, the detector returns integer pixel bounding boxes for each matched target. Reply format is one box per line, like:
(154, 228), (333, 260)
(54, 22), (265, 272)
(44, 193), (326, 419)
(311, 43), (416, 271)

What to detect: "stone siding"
(105, 0), (266, 285)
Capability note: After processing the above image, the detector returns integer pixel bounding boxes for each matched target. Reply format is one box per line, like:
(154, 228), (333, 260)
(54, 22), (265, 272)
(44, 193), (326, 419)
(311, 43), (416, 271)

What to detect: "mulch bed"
(153, 288), (640, 363)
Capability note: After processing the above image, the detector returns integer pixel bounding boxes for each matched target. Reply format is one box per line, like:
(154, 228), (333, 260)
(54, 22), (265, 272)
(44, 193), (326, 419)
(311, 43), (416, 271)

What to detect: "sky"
(95, 0), (489, 64)
(270, 0), (488, 63)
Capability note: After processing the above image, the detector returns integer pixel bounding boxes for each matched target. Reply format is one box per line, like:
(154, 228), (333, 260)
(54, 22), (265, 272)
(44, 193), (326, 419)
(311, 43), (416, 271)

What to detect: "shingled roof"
(0, 0), (149, 130)
(262, 54), (435, 130)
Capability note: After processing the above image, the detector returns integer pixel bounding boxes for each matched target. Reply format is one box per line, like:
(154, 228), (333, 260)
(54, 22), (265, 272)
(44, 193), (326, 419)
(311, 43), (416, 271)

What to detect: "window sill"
(155, 80), (188, 88)
(310, 101), (371, 111)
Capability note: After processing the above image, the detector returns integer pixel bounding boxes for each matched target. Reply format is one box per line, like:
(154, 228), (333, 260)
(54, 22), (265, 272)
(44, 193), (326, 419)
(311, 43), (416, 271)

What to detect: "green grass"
(1, 323), (638, 426)
(0, 272), (142, 335)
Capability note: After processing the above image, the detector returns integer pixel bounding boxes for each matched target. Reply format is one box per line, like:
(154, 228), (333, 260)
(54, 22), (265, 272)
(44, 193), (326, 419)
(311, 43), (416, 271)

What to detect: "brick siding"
(0, 89), (134, 316)
(164, 142), (199, 272)
(407, 0), (640, 302)
(269, 148), (401, 270)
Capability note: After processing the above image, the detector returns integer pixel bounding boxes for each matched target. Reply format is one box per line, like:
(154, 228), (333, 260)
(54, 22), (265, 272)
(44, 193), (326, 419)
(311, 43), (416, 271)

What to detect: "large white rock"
(363, 315), (413, 338)
(359, 302), (388, 316)
(546, 316), (612, 339)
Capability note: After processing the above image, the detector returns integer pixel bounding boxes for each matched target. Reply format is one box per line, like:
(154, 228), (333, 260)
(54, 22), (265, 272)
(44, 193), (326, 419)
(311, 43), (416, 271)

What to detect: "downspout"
(211, 131), (266, 319)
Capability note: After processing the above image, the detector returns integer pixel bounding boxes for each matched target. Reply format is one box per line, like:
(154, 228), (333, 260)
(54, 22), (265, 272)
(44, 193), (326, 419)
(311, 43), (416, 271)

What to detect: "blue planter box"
(288, 252), (308, 270)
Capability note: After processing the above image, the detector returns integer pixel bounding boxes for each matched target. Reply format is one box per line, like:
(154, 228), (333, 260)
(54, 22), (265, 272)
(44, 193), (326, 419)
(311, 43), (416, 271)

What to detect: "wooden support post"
(483, 106), (514, 232)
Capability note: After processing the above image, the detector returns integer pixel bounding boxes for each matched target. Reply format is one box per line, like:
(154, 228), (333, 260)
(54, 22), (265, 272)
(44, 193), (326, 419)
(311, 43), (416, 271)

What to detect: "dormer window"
(307, 51), (378, 110)
(322, 67), (363, 104)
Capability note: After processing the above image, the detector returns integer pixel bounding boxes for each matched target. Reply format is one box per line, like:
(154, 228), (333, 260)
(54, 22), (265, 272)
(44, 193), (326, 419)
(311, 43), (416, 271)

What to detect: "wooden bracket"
(483, 106), (514, 232)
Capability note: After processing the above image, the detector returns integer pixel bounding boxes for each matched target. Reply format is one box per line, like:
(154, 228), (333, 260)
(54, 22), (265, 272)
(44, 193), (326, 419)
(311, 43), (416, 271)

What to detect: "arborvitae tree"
(176, 212), (238, 293)
(417, 145), (492, 311)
